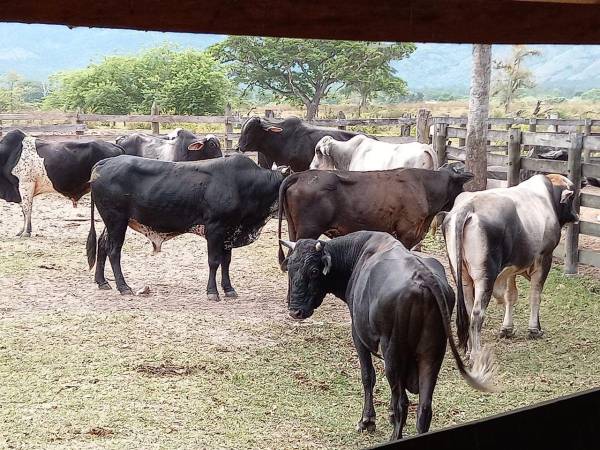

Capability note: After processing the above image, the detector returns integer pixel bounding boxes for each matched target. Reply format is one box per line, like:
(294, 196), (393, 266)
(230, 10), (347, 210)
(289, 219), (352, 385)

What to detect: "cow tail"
(277, 174), (298, 266)
(86, 193), (97, 270)
(425, 277), (497, 393)
(452, 208), (471, 351)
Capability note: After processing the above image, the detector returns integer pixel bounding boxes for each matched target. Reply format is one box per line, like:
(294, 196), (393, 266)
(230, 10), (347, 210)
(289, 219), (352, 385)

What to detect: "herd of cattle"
(0, 116), (580, 441)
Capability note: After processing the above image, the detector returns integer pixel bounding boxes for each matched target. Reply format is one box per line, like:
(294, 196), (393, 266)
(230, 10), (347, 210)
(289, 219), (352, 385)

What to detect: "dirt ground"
(1, 193), (600, 449)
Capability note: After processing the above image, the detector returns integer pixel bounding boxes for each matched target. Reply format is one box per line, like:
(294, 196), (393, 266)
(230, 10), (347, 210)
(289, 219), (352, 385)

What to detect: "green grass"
(1, 264), (599, 449)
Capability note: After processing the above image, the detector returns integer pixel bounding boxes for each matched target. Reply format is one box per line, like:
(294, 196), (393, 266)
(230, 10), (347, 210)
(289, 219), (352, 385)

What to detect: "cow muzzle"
(289, 308), (313, 321)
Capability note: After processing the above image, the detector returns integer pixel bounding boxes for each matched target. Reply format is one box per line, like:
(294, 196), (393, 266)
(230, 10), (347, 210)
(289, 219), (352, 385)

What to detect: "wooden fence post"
(433, 123), (447, 166)
(75, 108), (84, 139)
(151, 101), (160, 135)
(400, 113), (410, 137)
(564, 132), (583, 275)
(583, 118), (592, 164)
(416, 109), (431, 144)
(337, 111), (346, 130)
(224, 103), (233, 152)
(458, 122), (466, 147)
(507, 127), (522, 187)
(548, 112), (559, 132)
(265, 109), (275, 119)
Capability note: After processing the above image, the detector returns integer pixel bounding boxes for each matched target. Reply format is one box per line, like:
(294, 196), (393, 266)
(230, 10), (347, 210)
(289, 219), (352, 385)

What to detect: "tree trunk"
(305, 102), (318, 120)
(465, 44), (492, 192)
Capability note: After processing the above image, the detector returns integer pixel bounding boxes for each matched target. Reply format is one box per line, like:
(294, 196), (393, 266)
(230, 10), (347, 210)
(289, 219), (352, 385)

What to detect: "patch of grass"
(0, 265), (599, 449)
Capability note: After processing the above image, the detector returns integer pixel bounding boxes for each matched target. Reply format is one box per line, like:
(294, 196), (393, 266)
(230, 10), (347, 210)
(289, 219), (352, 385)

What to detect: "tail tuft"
(464, 347), (500, 393)
(86, 195), (98, 270)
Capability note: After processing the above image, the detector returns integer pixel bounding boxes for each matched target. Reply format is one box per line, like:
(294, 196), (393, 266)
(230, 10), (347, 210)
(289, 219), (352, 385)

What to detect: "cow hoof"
(19, 232), (31, 238)
(527, 329), (544, 339)
(97, 282), (112, 290)
(499, 327), (515, 338)
(356, 418), (376, 433)
(207, 293), (221, 302)
(224, 289), (238, 299)
(119, 287), (134, 296)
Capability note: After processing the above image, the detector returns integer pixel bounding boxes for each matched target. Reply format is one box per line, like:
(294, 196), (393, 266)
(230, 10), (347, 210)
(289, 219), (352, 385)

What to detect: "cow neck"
(330, 141), (353, 171)
(324, 234), (371, 302)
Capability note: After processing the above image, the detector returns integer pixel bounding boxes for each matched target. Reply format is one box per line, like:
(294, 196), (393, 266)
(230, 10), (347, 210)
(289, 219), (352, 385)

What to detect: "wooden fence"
(434, 119), (600, 273)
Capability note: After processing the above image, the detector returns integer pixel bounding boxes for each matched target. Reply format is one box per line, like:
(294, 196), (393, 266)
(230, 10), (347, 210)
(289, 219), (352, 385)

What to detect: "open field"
(1, 194), (600, 449)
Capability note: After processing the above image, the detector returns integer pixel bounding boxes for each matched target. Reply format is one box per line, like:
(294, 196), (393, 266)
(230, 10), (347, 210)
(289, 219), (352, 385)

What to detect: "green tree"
(0, 72), (44, 112)
(492, 45), (541, 114)
(212, 37), (415, 120)
(43, 45), (231, 115)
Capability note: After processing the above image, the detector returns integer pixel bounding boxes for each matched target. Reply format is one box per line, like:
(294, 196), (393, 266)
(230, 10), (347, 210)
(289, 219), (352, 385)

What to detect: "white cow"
(310, 135), (438, 171)
(441, 174), (579, 360)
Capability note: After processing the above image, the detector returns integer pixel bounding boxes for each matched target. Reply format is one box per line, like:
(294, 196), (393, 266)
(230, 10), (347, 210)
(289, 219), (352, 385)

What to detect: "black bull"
(86, 154), (288, 300)
(280, 231), (495, 441)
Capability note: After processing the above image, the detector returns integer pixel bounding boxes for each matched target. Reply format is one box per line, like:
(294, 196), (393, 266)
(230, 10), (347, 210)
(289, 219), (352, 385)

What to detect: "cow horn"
(280, 239), (296, 250)
(315, 242), (322, 251)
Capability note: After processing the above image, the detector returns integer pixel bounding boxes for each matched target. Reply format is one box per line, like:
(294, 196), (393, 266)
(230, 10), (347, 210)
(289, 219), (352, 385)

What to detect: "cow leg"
(353, 328), (376, 433)
(499, 275), (518, 338)
(106, 221), (133, 295)
(206, 234), (225, 302)
(470, 278), (494, 360)
(16, 182), (35, 237)
(528, 256), (551, 339)
(416, 357), (442, 435)
(94, 228), (112, 290)
(221, 248), (237, 298)
(383, 353), (406, 440)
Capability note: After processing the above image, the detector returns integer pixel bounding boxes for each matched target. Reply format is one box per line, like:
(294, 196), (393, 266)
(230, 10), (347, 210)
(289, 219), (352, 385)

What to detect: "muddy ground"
(1, 194), (599, 449)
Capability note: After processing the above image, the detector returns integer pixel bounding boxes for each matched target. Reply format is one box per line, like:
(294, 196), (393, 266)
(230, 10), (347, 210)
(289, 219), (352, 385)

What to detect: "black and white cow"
(86, 153), (289, 300)
(116, 128), (222, 161)
(442, 174), (579, 359)
(237, 116), (363, 171)
(0, 130), (123, 237)
(280, 231), (495, 441)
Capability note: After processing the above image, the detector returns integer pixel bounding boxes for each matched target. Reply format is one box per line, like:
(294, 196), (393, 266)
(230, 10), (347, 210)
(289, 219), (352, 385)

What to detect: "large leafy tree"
(0, 72), (45, 112)
(43, 45), (231, 115)
(492, 45), (541, 114)
(212, 37), (415, 120)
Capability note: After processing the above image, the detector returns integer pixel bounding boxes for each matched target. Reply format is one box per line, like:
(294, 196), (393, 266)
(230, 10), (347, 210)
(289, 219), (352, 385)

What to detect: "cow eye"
(310, 268), (320, 277)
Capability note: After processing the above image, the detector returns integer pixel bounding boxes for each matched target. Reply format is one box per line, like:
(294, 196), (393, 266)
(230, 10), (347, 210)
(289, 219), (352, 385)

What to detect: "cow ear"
(280, 257), (289, 272)
(266, 126), (283, 133)
(188, 141), (204, 151)
(457, 171), (474, 183)
(560, 189), (574, 204)
(322, 251), (332, 275)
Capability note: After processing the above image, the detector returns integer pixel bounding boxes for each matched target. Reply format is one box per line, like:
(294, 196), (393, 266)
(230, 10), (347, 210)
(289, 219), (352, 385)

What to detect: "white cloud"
(0, 47), (39, 61)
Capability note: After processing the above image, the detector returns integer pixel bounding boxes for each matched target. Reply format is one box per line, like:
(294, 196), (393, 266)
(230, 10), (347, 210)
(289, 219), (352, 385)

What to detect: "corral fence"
(433, 116), (600, 274)
(1, 107), (599, 274)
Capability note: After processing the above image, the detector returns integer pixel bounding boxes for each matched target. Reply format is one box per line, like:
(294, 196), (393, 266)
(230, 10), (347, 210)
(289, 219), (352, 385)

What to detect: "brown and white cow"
(310, 135), (438, 171)
(0, 130), (123, 237)
(441, 174), (579, 359)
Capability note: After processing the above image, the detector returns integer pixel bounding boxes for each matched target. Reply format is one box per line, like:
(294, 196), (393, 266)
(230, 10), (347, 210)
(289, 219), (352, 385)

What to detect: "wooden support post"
(507, 128), (522, 187)
(151, 101), (160, 135)
(265, 109), (274, 119)
(337, 110), (346, 130)
(416, 109), (431, 144)
(583, 118), (592, 164)
(564, 132), (583, 275)
(433, 123), (447, 166)
(528, 118), (537, 133)
(548, 112), (559, 133)
(458, 123), (466, 147)
(75, 108), (84, 139)
(225, 103), (233, 152)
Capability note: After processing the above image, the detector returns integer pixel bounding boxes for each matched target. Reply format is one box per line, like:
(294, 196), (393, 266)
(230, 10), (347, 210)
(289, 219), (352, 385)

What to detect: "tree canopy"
(212, 37), (414, 119)
(43, 46), (232, 115)
(0, 72), (45, 112)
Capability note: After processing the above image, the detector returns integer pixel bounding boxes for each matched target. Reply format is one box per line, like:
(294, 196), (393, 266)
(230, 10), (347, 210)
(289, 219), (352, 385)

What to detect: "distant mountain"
(0, 24), (598, 95)
(394, 43), (600, 95)
(0, 23), (223, 80)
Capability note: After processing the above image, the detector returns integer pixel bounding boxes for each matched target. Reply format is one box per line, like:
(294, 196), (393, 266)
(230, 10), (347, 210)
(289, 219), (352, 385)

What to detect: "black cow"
(237, 116), (363, 172)
(536, 148), (599, 186)
(0, 129), (123, 237)
(87, 153), (289, 300)
(280, 231), (495, 441)
(116, 128), (222, 161)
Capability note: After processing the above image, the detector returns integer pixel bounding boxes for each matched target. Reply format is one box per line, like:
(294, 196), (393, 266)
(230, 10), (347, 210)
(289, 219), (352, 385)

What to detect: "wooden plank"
(311, 118), (415, 127)
(584, 135), (600, 151)
(78, 114), (228, 124)
(520, 157), (568, 174)
(0, 124), (86, 133)
(521, 131), (573, 148)
(446, 146), (464, 161)
(582, 163), (600, 179)
(579, 221), (600, 238)
(578, 249), (600, 268)
(375, 136), (416, 144)
(487, 129), (509, 141)
(535, 119), (588, 127)
(0, 112), (75, 121)
(447, 127), (466, 138)
(581, 193), (600, 209)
